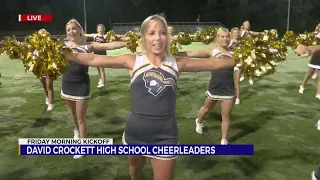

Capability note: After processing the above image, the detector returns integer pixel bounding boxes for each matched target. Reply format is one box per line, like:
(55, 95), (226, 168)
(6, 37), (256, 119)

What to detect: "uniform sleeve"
(211, 49), (220, 57)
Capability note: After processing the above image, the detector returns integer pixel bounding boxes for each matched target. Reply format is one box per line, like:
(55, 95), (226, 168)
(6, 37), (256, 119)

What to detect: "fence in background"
(0, 21), (225, 41)
(112, 21), (224, 34)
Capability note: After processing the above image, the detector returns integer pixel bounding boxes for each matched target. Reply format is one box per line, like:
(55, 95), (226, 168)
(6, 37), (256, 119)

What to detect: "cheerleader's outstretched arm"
(295, 44), (320, 56)
(308, 46), (320, 54)
(84, 34), (95, 38)
(177, 49), (212, 58)
(66, 53), (135, 69)
(251, 31), (261, 36)
(176, 56), (235, 72)
(88, 42), (127, 52)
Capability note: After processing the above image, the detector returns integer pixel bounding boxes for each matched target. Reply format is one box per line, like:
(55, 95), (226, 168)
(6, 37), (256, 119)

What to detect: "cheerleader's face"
(144, 20), (168, 55)
(66, 23), (81, 42)
(97, 26), (105, 34)
(217, 31), (230, 48)
(232, 29), (240, 39)
(168, 28), (174, 36)
(244, 22), (250, 30)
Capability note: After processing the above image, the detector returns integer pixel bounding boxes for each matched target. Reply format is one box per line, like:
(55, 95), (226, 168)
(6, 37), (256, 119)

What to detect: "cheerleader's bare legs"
(127, 155), (176, 180)
(312, 69), (318, 79)
(239, 75), (254, 85)
(40, 76), (54, 111)
(299, 67), (315, 94)
(316, 70), (320, 98)
(66, 99), (88, 138)
(97, 67), (106, 88)
(234, 68), (241, 104)
(65, 98), (89, 160)
(195, 97), (233, 144)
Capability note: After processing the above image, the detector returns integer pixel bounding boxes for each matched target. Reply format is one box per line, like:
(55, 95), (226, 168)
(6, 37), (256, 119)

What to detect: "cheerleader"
(230, 27), (241, 105)
(311, 24), (320, 79)
(84, 24), (108, 88)
(66, 14), (235, 180)
(178, 28), (234, 144)
(298, 24), (320, 97)
(239, 21), (260, 85)
(36, 29), (55, 111)
(241, 20), (260, 37)
(168, 26), (178, 41)
(63, 19), (127, 159)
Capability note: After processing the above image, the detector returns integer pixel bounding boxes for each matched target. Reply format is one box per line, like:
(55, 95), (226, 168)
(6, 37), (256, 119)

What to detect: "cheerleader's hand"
(300, 53), (309, 57)
(294, 44), (310, 56)
(120, 36), (130, 42)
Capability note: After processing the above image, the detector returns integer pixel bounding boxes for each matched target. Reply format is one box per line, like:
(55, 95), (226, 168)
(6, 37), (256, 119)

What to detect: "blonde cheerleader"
(311, 24), (320, 79)
(65, 14), (234, 180)
(238, 21), (261, 85)
(37, 29), (55, 111)
(297, 41), (320, 99)
(168, 26), (178, 41)
(178, 28), (234, 144)
(84, 24), (108, 88)
(63, 19), (126, 159)
(230, 27), (241, 105)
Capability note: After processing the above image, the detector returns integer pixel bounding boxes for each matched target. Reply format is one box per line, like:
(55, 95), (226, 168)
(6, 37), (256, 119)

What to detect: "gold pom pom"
(0, 37), (23, 59)
(233, 34), (287, 79)
(177, 32), (192, 45)
(295, 32), (317, 48)
(282, 31), (297, 47)
(192, 30), (203, 42)
(125, 31), (140, 53)
(190, 27), (219, 45)
(201, 27), (218, 45)
(105, 30), (116, 42)
(23, 32), (71, 80)
(170, 39), (181, 56)
(282, 31), (317, 50)
(260, 29), (278, 41)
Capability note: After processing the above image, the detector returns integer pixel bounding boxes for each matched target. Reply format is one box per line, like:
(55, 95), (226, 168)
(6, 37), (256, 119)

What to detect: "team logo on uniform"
(95, 36), (105, 43)
(143, 70), (176, 96)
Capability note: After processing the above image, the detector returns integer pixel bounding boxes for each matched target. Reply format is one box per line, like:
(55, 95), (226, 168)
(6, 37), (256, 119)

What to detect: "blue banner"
(19, 144), (254, 156)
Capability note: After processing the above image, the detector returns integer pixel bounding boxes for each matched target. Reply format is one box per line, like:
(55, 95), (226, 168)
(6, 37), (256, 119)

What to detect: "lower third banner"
(19, 144), (254, 156)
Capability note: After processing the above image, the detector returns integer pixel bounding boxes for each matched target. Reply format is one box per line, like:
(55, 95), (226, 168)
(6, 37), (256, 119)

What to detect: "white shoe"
(299, 85), (304, 94)
(97, 79), (104, 86)
(315, 120), (320, 131)
(47, 104), (54, 111)
(312, 74), (317, 79)
(221, 139), (229, 145)
(249, 79), (254, 85)
(73, 155), (85, 159)
(73, 129), (80, 139)
(235, 98), (240, 105)
(239, 76), (244, 82)
(45, 97), (49, 105)
(312, 170), (318, 180)
(97, 83), (104, 88)
(195, 119), (204, 134)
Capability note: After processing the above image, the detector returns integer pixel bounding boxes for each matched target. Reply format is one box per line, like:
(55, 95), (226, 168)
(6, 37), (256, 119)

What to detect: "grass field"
(0, 42), (320, 180)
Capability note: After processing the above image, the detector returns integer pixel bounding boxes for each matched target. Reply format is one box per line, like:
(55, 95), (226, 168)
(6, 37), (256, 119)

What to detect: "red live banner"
(18, 14), (53, 22)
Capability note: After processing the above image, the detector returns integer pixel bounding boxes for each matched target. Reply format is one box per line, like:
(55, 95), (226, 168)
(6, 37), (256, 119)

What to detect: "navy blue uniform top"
(63, 43), (89, 81)
(208, 48), (234, 91)
(93, 34), (107, 55)
(130, 55), (179, 116)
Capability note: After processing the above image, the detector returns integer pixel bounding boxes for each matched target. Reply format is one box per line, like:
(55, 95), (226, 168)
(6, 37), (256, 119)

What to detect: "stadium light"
(287, 0), (291, 31)
(84, 0), (87, 33)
